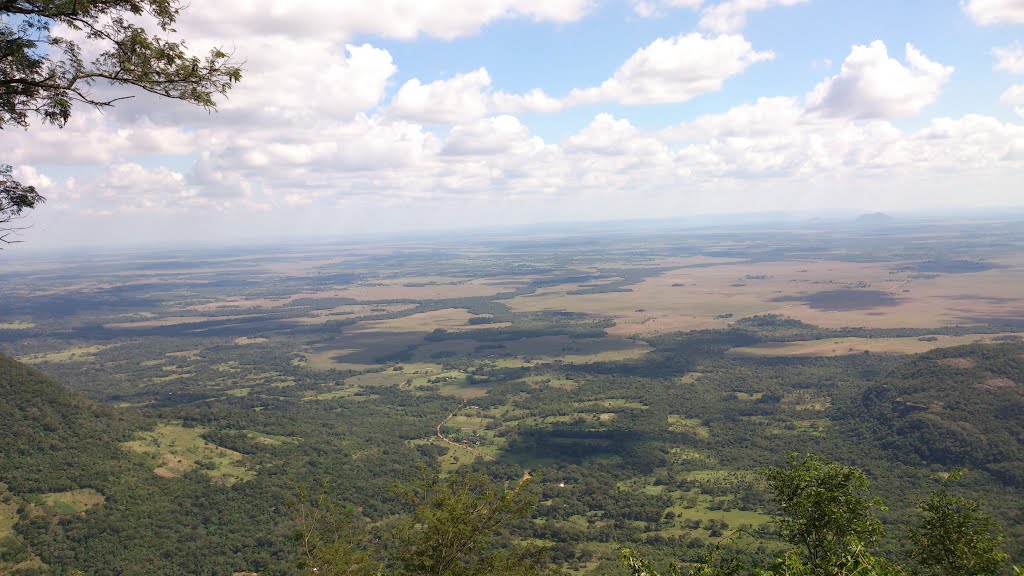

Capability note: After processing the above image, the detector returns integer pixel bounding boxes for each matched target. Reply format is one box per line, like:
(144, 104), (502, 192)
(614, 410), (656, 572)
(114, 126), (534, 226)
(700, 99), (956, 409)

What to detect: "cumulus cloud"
(568, 34), (774, 105)
(11, 166), (54, 193)
(630, 0), (806, 28)
(994, 43), (1024, 74)
(220, 41), (396, 125)
(962, 0), (1024, 25)
(390, 68), (494, 124)
(178, 0), (594, 41)
(492, 89), (566, 114)
(630, 0), (702, 18)
(442, 116), (540, 156)
(389, 69), (564, 123)
(9, 1), (1024, 245)
(807, 41), (953, 119)
(699, 0), (809, 33)
(3, 111), (194, 165)
(1002, 84), (1024, 117)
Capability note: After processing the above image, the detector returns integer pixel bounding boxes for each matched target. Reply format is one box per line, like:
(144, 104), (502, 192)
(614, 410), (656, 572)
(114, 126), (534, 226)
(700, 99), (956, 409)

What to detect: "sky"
(4, 0), (1024, 250)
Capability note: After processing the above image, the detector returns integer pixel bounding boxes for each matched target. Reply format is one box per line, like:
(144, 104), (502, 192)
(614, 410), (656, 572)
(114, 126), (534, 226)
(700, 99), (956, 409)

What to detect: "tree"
(292, 472), (548, 576)
(0, 164), (43, 245)
(289, 486), (379, 576)
(621, 457), (1015, 576)
(910, 470), (1010, 576)
(1, 0), (242, 239)
(762, 453), (885, 573)
(391, 471), (547, 576)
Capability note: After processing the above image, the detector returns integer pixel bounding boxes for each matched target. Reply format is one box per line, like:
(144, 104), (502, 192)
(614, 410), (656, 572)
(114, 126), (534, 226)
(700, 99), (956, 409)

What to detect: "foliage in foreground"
(623, 455), (1016, 576)
(293, 471), (550, 576)
(1, 0), (242, 239)
(298, 454), (1017, 576)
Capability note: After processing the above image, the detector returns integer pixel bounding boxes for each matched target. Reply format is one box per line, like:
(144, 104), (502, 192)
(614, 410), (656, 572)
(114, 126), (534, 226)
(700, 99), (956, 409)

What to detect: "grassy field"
(726, 333), (1024, 357)
(19, 345), (113, 364)
(505, 257), (1024, 335)
(0, 497), (16, 540)
(40, 489), (105, 515)
(103, 315), (257, 329)
(122, 424), (254, 485)
(668, 415), (711, 438)
(0, 322), (35, 330)
(354, 308), (510, 333)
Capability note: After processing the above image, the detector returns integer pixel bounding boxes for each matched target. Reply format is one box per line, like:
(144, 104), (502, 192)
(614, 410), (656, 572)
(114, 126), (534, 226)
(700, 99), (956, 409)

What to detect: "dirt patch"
(773, 290), (899, 311)
(938, 358), (977, 369)
(154, 454), (194, 477)
(900, 260), (1002, 274)
(977, 377), (1017, 391)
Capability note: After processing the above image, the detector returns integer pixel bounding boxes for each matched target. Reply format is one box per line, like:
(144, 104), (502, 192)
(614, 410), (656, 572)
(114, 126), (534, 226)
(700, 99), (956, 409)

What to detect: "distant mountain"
(854, 212), (895, 225)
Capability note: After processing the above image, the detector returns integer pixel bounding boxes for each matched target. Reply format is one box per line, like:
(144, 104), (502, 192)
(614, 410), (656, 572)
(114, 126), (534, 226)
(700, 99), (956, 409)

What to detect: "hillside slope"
(0, 355), (293, 575)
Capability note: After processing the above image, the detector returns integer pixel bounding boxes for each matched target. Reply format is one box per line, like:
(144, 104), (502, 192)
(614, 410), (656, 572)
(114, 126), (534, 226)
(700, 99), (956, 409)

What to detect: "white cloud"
(566, 114), (671, 160)
(698, 0), (809, 33)
(389, 69), (565, 123)
(631, 0), (703, 18)
(568, 34), (774, 105)
(221, 41), (396, 125)
(994, 43), (1024, 74)
(390, 69), (493, 124)
(666, 98), (1024, 190)
(492, 89), (566, 114)
(807, 41), (953, 119)
(178, 0), (594, 41)
(962, 0), (1024, 25)
(11, 166), (54, 192)
(442, 116), (539, 156)
(3, 111), (194, 165)
(1002, 84), (1024, 118)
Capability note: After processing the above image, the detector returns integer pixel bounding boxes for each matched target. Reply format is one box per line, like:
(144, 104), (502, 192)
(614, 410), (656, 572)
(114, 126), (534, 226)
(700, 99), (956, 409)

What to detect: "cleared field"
(322, 278), (508, 301)
(505, 258), (1024, 335)
(40, 489), (105, 515)
(0, 498), (16, 539)
(20, 345), (113, 364)
(0, 322), (35, 329)
(726, 333), (1024, 358)
(353, 308), (507, 333)
(295, 349), (388, 372)
(288, 303), (418, 325)
(103, 315), (257, 328)
(668, 415), (711, 438)
(122, 424), (253, 485)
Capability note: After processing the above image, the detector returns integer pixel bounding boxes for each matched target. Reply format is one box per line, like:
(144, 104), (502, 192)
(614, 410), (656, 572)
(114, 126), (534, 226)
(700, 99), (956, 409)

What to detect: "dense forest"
(2, 333), (1022, 574)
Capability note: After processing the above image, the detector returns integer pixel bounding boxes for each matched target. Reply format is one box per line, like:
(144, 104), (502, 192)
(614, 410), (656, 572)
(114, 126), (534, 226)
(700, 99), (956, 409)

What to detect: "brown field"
(287, 303), (418, 325)
(0, 321), (35, 329)
(104, 315), (257, 329)
(726, 333), (1024, 358)
(505, 257), (1024, 335)
(353, 308), (507, 333)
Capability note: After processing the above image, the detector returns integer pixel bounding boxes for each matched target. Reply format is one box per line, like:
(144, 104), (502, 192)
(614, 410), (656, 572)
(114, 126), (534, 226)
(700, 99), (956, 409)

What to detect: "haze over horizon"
(4, 0), (1024, 250)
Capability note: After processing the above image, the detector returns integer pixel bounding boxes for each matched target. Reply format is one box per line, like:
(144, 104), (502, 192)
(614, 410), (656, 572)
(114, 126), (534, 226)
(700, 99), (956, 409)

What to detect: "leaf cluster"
(1, 0), (242, 129)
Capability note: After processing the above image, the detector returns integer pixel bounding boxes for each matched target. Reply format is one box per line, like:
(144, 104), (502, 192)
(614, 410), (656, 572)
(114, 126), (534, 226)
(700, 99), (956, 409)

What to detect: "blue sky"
(3, 0), (1024, 250)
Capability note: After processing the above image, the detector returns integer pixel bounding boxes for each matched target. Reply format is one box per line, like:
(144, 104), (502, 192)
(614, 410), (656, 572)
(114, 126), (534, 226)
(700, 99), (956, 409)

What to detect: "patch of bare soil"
(976, 377), (1017, 391)
(938, 358), (977, 369)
